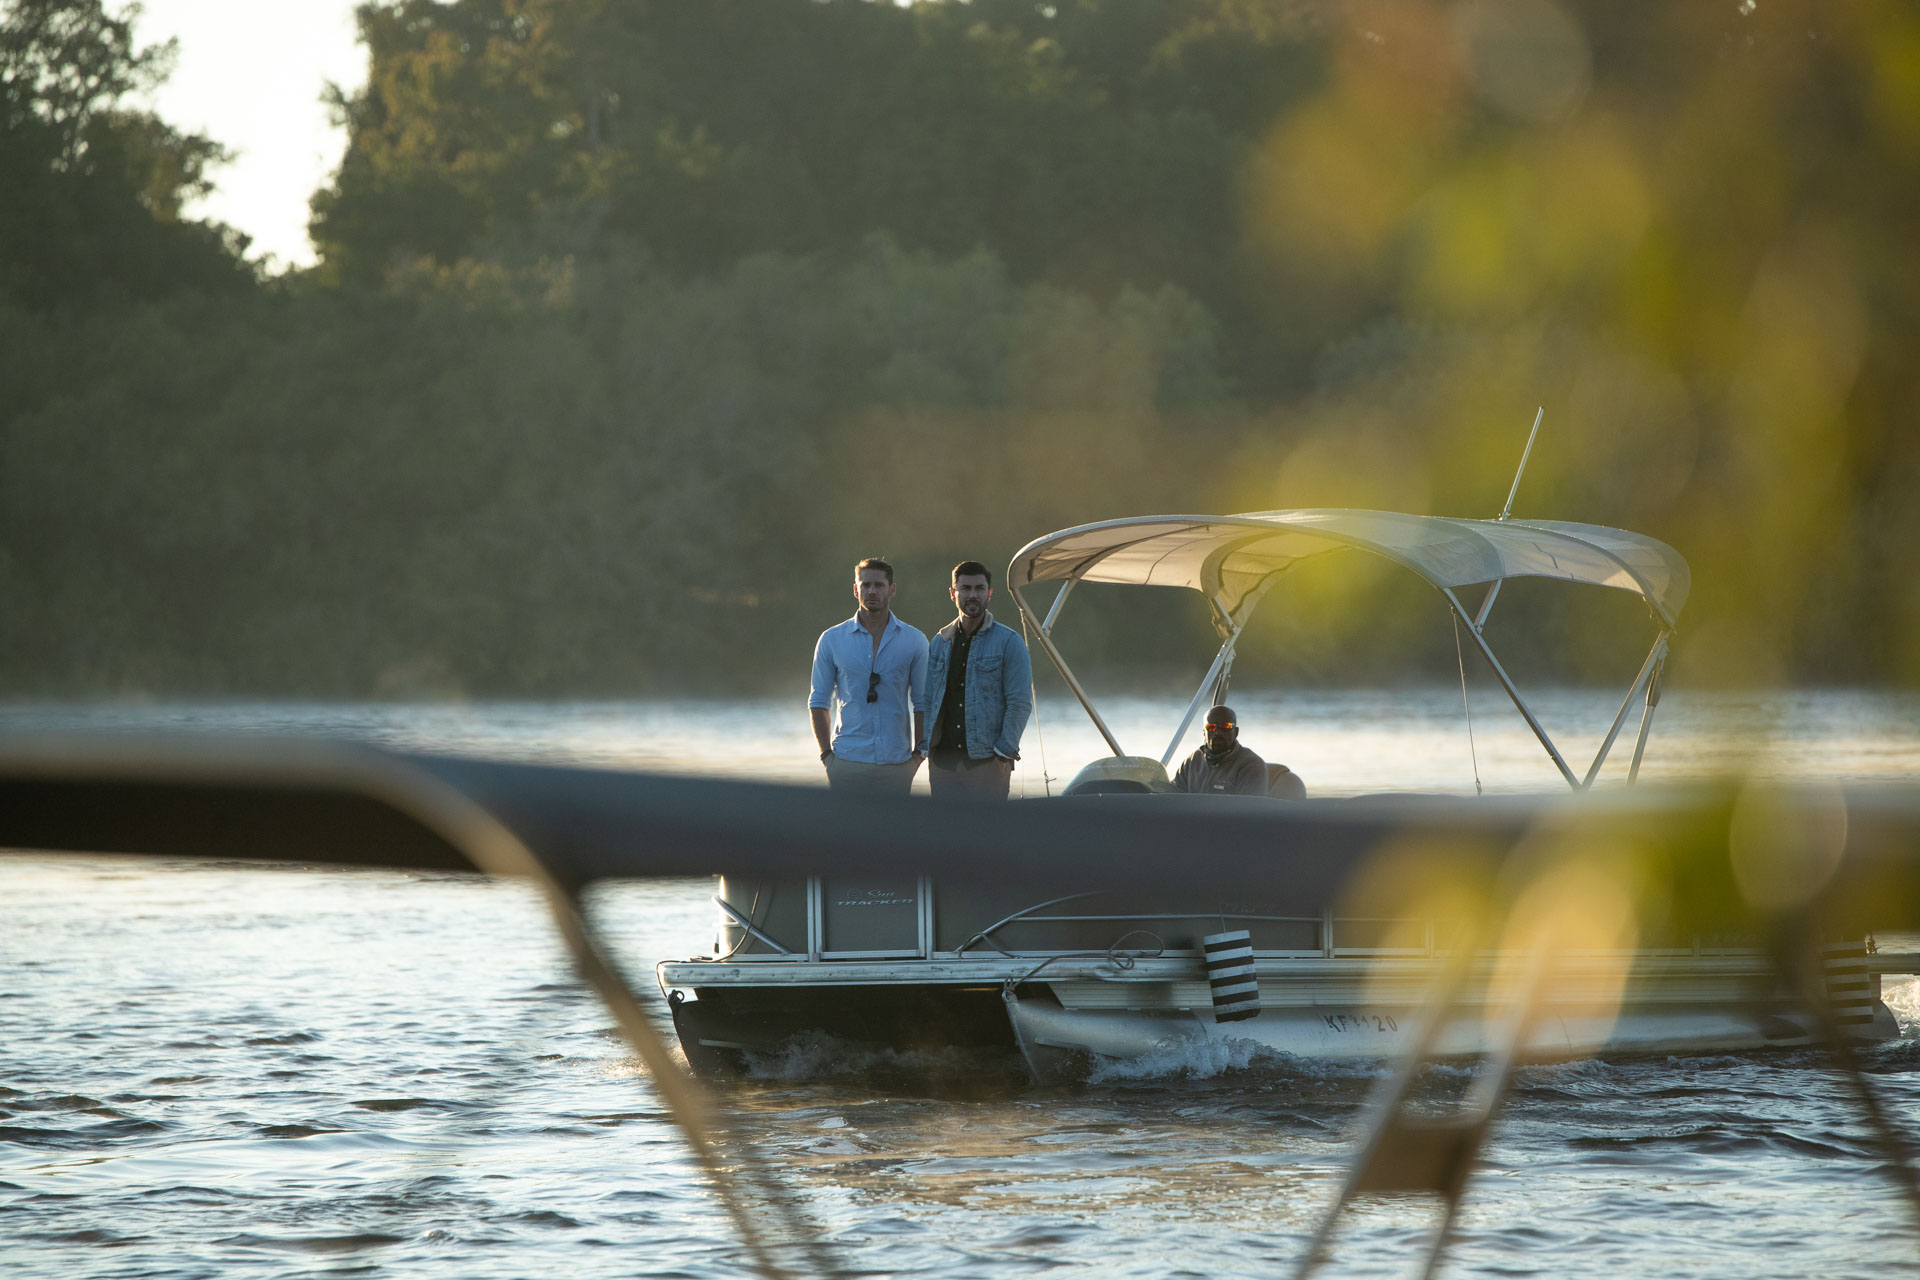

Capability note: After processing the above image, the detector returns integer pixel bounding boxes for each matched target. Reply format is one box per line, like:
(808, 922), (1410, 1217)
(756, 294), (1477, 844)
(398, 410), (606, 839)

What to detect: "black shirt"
(932, 620), (975, 760)
(1172, 741), (1270, 795)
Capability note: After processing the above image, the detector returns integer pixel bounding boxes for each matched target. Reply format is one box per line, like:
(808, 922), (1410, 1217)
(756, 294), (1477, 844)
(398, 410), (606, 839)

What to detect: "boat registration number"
(1322, 1013), (1400, 1033)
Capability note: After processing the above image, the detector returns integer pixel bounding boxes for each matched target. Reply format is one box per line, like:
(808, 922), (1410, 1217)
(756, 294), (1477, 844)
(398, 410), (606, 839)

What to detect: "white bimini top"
(1010, 509), (1690, 636)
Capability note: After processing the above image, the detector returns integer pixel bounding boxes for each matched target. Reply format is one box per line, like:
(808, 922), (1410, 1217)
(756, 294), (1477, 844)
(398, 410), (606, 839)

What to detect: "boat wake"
(1877, 974), (1920, 1032)
(1083, 1036), (1397, 1085)
(1083, 1035), (1275, 1082)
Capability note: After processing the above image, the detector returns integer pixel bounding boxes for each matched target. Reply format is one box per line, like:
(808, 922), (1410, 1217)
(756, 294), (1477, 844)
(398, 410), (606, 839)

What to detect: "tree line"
(4, 0), (1918, 697)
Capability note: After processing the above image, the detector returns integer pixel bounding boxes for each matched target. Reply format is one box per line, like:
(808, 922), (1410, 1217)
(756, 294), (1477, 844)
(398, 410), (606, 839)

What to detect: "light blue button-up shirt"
(809, 613), (930, 764)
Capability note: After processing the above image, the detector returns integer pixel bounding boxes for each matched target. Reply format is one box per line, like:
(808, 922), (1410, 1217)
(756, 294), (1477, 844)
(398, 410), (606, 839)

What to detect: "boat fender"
(1203, 929), (1260, 1023)
(1822, 941), (1875, 1028)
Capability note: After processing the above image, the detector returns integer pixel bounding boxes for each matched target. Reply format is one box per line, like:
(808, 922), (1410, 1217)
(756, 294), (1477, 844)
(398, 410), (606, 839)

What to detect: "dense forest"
(3, 0), (1918, 697)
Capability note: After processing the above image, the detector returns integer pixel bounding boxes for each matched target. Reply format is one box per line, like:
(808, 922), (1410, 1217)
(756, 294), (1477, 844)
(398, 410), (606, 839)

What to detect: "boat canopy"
(1010, 509), (1690, 636)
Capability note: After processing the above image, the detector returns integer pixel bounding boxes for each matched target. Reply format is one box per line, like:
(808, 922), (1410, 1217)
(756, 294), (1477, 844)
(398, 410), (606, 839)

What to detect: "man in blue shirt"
(920, 560), (1033, 800)
(810, 557), (930, 793)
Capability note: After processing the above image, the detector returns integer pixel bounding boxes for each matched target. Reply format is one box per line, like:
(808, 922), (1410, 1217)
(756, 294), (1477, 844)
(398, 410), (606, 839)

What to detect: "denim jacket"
(918, 610), (1033, 760)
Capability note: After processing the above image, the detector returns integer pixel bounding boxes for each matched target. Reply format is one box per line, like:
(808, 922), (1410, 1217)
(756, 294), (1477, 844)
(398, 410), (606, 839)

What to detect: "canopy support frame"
(1041, 579), (1076, 632)
(1442, 589), (1580, 789)
(1580, 633), (1670, 789)
(1212, 657), (1235, 709)
(1010, 510), (1688, 782)
(1010, 577), (1126, 758)
(1473, 580), (1503, 630)
(1628, 651), (1666, 783)
(1161, 596), (1243, 768)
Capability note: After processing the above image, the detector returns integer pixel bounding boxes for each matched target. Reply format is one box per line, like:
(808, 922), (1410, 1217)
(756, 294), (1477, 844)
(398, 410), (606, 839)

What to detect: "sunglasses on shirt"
(867, 671), (882, 703)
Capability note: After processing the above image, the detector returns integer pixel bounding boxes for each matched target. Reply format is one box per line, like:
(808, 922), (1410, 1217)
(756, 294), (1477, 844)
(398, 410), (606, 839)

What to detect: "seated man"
(1173, 705), (1273, 796)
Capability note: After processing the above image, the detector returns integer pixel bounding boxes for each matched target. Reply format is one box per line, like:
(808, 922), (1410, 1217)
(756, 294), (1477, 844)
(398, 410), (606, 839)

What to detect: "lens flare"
(1729, 781), (1849, 914)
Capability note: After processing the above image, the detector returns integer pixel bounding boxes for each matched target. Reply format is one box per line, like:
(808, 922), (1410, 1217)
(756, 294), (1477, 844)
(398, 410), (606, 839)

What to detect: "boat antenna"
(1453, 404), (1536, 795)
(1498, 407), (1545, 521)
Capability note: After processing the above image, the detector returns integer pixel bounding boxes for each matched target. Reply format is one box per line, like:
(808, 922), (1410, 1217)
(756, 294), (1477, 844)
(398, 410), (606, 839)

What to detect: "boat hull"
(661, 947), (1898, 1082)
(663, 868), (1898, 1082)
(666, 982), (1015, 1075)
(1001, 989), (1900, 1084)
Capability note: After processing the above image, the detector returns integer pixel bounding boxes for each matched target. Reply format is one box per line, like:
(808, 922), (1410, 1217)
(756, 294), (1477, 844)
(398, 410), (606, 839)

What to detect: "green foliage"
(0, 0), (251, 308)
(308, 0), (1311, 361)
(0, 236), (1237, 694)
(6, 0), (1920, 696)
(2, 0), (160, 155)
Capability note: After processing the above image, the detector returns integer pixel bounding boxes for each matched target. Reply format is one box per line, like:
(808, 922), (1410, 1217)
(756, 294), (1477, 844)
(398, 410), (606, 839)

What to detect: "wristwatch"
(819, 748), (832, 762)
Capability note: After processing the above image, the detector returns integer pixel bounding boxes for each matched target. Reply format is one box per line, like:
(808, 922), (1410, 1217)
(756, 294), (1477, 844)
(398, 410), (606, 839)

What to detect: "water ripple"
(8, 696), (1920, 1279)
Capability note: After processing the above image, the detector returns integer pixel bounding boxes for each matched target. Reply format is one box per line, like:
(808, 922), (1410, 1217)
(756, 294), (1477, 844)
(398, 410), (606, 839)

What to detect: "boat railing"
(711, 876), (1764, 966)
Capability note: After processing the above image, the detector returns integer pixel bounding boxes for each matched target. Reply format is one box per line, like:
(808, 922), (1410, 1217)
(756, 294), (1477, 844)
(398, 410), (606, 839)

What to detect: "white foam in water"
(1083, 1036), (1395, 1084)
(1879, 975), (1920, 1035)
(1084, 1037), (1263, 1082)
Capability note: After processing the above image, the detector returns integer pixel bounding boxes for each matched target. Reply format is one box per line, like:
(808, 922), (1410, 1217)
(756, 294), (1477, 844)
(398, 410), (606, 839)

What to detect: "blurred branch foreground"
(5, 735), (1920, 1275)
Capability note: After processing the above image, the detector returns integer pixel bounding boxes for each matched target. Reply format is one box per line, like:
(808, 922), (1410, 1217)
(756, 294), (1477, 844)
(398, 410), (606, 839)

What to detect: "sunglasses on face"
(1205, 720), (1235, 732)
(867, 671), (882, 703)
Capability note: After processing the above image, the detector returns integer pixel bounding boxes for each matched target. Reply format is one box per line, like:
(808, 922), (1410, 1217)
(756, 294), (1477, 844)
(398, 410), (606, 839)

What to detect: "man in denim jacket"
(920, 560), (1033, 800)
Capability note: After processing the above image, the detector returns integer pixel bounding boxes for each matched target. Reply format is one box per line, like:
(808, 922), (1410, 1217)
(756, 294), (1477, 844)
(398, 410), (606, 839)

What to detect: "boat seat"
(1068, 778), (1156, 794)
(1267, 763), (1305, 800)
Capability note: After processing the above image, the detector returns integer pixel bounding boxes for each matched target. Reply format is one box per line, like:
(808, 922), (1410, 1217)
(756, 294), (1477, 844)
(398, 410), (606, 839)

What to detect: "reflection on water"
(4, 693), (1920, 1279)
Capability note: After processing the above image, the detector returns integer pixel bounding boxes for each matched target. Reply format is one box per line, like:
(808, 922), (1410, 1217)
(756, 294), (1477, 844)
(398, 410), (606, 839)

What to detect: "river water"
(6, 690), (1920, 1279)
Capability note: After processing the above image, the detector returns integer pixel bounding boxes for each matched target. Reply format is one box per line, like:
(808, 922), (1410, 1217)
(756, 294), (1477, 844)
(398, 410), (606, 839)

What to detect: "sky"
(132, 0), (367, 270)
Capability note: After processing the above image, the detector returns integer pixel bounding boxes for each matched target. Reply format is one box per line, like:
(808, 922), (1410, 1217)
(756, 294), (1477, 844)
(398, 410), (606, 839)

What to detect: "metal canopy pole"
(1209, 594), (1240, 709)
(1580, 633), (1669, 789)
(1162, 633), (1241, 767)
(1212, 657), (1235, 708)
(1009, 578), (1126, 758)
(1473, 579), (1504, 630)
(1041, 579), (1076, 632)
(1627, 652), (1666, 784)
(1163, 596), (1246, 766)
(1441, 588), (1580, 789)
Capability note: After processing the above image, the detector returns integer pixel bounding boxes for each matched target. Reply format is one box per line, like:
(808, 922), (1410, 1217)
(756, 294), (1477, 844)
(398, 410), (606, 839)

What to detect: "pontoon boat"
(661, 508), (1896, 1081)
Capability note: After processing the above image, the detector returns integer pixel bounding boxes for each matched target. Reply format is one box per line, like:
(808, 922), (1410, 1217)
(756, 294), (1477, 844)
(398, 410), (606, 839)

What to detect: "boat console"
(1060, 755), (1175, 795)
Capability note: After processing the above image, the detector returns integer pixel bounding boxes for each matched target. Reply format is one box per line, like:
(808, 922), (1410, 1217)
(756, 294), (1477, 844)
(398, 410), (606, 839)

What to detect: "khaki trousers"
(928, 755), (1012, 800)
(824, 753), (919, 795)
